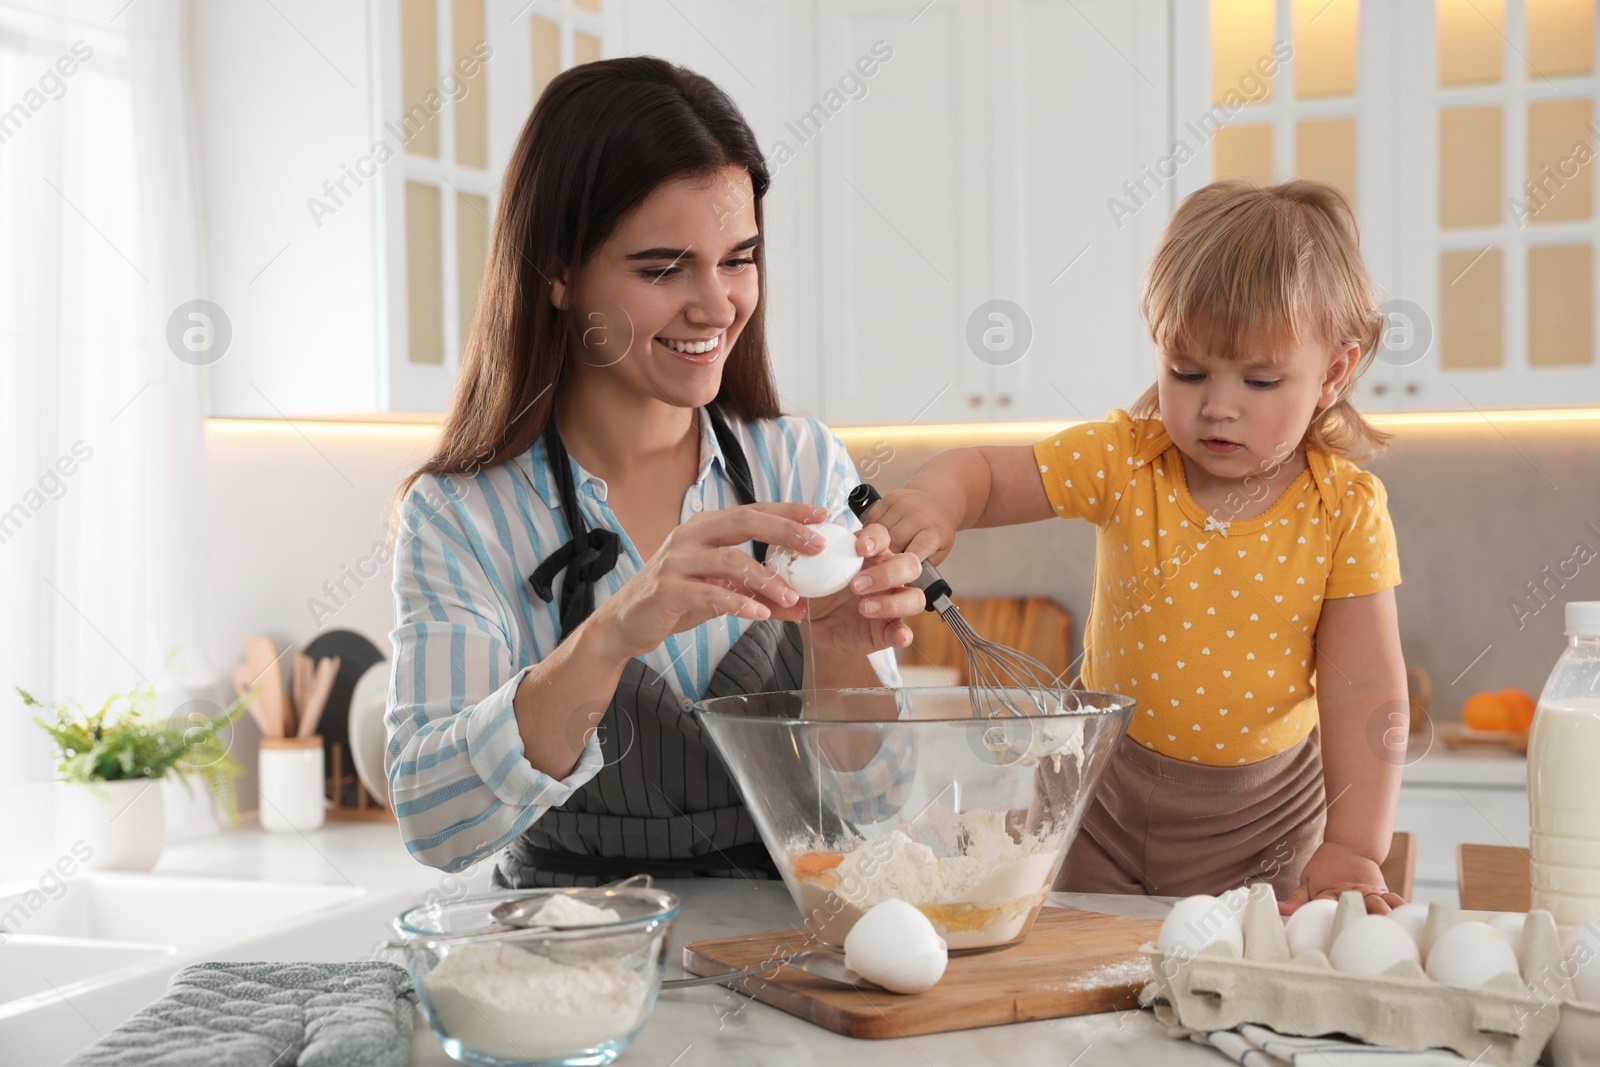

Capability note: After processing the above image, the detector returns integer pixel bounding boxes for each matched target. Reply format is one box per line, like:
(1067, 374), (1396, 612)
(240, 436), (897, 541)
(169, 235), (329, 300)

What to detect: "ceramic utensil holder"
(259, 736), (326, 832)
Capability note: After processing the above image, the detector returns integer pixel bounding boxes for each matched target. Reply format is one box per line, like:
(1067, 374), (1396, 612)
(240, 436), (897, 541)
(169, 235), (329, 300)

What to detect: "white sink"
(0, 871), (364, 947)
(0, 872), (366, 1016)
(0, 938), (176, 1005)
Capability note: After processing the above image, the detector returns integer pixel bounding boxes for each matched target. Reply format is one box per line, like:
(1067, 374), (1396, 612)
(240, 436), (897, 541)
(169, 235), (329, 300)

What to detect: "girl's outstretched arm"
(1282, 587), (1409, 914)
(867, 445), (1056, 564)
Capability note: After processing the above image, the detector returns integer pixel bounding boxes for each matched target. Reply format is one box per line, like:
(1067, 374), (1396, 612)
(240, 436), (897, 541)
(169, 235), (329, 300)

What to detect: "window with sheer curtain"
(0, 0), (218, 873)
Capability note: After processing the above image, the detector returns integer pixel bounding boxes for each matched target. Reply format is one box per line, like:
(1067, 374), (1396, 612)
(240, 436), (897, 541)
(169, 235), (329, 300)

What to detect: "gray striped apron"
(494, 407), (799, 888)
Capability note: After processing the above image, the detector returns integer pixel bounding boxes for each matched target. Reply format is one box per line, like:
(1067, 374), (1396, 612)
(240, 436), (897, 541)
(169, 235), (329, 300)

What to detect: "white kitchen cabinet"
(191, 0), (1166, 423)
(1390, 0), (1600, 411)
(192, 0), (617, 417)
(1172, 0), (1600, 413)
(611, 0), (821, 416)
(1394, 750), (1529, 904)
(189, 0), (380, 417)
(997, 0), (1169, 424)
(812, 0), (1167, 426)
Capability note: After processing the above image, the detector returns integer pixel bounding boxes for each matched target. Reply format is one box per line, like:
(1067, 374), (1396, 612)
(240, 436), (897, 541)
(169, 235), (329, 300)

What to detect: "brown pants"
(1058, 727), (1327, 899)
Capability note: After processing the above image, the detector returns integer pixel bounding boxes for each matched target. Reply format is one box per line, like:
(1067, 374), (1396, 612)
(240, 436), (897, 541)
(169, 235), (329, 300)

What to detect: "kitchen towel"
(1187, 1021), (1482, 1066)
(65, 961), (415, 1067)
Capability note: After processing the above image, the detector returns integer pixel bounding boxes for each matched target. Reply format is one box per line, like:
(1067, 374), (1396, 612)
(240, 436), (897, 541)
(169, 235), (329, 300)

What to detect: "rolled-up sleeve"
(386, 482), (603, 872)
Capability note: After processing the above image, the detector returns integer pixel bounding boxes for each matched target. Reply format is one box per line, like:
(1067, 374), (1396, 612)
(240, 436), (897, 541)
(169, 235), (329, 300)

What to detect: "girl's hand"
(799, 523), (924, 655)
(590, 502), (830, 660)
(858, 487), (960, 565)
(1279, 839), (1406, 915)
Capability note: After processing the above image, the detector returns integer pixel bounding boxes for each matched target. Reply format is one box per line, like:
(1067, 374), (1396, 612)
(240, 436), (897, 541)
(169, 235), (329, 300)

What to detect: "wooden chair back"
(899, 597), (1074, 684)
(1380, 830), (1416, 901)
(1456, 843), (1532, 912)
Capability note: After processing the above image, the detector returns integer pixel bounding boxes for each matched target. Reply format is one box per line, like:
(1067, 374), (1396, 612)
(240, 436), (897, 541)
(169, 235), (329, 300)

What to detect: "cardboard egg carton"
(1547, 998), (1600, 1066)
(1141, 885), (1567, 1067)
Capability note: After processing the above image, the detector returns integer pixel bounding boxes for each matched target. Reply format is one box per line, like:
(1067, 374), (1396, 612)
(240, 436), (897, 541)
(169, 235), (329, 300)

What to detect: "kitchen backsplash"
(205, 413), (1600, 742)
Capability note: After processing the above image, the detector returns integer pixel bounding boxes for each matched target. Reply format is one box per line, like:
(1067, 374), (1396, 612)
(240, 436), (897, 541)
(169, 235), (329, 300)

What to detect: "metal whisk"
(848, 485), (1082, 719)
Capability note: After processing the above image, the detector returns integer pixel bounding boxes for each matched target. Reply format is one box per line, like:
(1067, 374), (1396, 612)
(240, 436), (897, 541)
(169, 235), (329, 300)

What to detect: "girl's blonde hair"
(1132, 179), (1390, 459)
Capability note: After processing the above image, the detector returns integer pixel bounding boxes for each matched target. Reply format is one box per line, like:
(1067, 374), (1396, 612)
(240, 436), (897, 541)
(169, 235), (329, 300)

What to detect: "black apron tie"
(528, 527), (620, 637)
(506, 406), (803, 886)
(529, 406), (765, 641)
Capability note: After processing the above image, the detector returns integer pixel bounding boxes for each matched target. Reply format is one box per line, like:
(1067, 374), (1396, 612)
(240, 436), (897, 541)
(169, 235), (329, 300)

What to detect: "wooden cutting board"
(681, 908), (1161, 1039)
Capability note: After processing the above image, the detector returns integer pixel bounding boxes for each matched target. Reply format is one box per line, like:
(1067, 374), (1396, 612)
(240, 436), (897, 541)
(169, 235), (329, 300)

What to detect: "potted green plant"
(19, 675), (250, 872)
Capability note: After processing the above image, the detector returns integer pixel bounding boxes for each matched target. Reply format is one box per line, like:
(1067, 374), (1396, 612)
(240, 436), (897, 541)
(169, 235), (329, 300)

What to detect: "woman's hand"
(589, 502), (832, 660)
(859, 487), (961, 566)
(1279, 839), (1406, 915)
(800, 523), (924, 656)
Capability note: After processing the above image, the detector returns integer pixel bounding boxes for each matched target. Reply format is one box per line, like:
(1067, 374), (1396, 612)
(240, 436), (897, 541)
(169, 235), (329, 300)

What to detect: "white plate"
(347, 661), (391, 809)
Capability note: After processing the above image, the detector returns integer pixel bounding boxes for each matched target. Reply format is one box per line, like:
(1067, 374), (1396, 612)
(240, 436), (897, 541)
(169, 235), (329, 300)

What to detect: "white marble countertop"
(1402, 742), (1527, 788)
(147, 823), (1216, 1066)
(405, 879), (1215, 1067)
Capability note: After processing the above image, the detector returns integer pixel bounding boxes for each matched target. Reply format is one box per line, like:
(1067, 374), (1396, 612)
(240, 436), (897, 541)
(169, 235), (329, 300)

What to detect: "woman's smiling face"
(556, 165), (760, 411)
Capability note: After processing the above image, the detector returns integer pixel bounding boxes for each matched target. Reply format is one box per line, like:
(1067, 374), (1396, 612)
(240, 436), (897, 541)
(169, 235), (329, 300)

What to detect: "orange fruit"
(1462, 691), (1514, 732)
(1500, 688), (1536, 731)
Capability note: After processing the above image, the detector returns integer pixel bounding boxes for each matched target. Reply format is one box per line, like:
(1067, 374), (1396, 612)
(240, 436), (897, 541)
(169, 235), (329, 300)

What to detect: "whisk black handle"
(847, 483), (953, 613)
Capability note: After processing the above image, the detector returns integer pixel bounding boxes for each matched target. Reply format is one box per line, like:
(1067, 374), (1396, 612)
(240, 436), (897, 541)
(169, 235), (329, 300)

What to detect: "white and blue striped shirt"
(386, 409), (900, 872)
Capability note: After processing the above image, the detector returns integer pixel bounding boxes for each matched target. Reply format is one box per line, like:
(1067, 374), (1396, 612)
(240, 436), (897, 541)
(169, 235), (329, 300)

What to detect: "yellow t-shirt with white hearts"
(1032, 410), (1400, 766)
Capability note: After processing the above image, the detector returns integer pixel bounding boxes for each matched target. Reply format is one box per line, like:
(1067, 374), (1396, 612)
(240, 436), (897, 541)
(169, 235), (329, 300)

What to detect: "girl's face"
(1156, 327), (1357, 484)
(555, 165), (760, 412)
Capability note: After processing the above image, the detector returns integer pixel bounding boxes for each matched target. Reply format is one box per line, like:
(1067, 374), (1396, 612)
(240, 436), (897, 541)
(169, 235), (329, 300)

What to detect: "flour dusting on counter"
(1056, 956), (1153, 992)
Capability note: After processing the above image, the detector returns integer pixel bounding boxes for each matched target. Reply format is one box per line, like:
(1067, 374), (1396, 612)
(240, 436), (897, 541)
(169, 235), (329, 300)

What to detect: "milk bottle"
(1529, 602), (1600, 932)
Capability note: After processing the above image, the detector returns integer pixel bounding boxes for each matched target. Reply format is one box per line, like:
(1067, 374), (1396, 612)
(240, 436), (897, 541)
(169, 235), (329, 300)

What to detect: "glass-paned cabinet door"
(1171, 0), (1401, 407)
(1395, 0), (1599, 409)
(379, 0), (613, 412)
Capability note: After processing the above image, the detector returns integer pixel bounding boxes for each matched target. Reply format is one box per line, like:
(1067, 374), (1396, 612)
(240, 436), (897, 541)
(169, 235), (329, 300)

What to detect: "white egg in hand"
(1563, 919), (1600, 1004)
(1426, 921), (1521, 988)
(1329, 915), (1420, 977)
(844, 899), (948, 994)
(1284, 898), (1339, 958)
(1388, 902), (1429, 947)
(1158, 895), (1243, 957)
(765, 523), (864, 598)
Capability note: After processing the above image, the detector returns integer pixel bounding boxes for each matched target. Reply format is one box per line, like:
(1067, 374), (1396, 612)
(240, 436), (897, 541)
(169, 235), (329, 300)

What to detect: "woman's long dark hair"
(397, 57), (779, 505)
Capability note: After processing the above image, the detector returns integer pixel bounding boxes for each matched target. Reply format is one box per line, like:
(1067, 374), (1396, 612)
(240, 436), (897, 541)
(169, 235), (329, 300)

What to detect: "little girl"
(867, 179), (1408, 913)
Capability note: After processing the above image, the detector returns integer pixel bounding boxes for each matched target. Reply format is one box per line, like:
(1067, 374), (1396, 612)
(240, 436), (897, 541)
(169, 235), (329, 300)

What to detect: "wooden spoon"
(297, 655), (341, 738)
(243, 638), (288, 737)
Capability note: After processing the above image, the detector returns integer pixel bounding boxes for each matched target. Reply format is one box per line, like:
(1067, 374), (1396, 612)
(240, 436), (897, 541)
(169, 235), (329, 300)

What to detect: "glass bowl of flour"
(695, 686), (1133, 951)
(394, 884), (679, 1066)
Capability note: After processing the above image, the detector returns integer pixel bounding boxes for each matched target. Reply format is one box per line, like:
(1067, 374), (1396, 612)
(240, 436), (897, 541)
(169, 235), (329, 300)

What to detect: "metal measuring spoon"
(386, 874), (654, 950)
(664, 950), (883, 991)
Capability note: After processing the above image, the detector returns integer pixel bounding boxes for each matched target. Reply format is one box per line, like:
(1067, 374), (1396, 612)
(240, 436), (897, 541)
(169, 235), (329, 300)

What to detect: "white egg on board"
(1388, 902), (1430, 947)
(1328, 915), (1421, 977)
(1486, 911), (1527, 949)
(1158, 895), (1244, 957)
(1563, 919), (1600, 1004)
(1425, 921), (1522, 988)
(1284, 898), (1339, 958)
(765, 523), (864, 599)
(844, 899), (948, 994)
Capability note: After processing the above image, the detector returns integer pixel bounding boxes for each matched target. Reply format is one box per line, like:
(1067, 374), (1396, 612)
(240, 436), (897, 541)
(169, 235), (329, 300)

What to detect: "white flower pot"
(58, 778), (167, 872)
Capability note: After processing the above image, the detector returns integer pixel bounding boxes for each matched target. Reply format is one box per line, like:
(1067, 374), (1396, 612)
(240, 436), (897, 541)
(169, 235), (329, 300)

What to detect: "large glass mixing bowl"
(694, 687), (1133, 950)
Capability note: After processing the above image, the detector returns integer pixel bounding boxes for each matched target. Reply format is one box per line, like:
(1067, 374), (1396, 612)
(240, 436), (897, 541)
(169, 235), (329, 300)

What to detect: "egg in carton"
(1544, 921), (1600, 1067)
(1140, 884), (1565, 1067)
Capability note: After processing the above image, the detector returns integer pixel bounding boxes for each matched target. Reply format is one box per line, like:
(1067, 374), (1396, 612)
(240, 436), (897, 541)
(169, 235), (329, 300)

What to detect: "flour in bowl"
(425, 942), (646, 1058)
(790, 808), (1065, 949)
(530, 893), (621, 926)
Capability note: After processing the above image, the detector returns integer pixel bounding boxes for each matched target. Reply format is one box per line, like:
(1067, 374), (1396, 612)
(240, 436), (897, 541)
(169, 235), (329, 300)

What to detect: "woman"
(386, 57), (924, 886)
